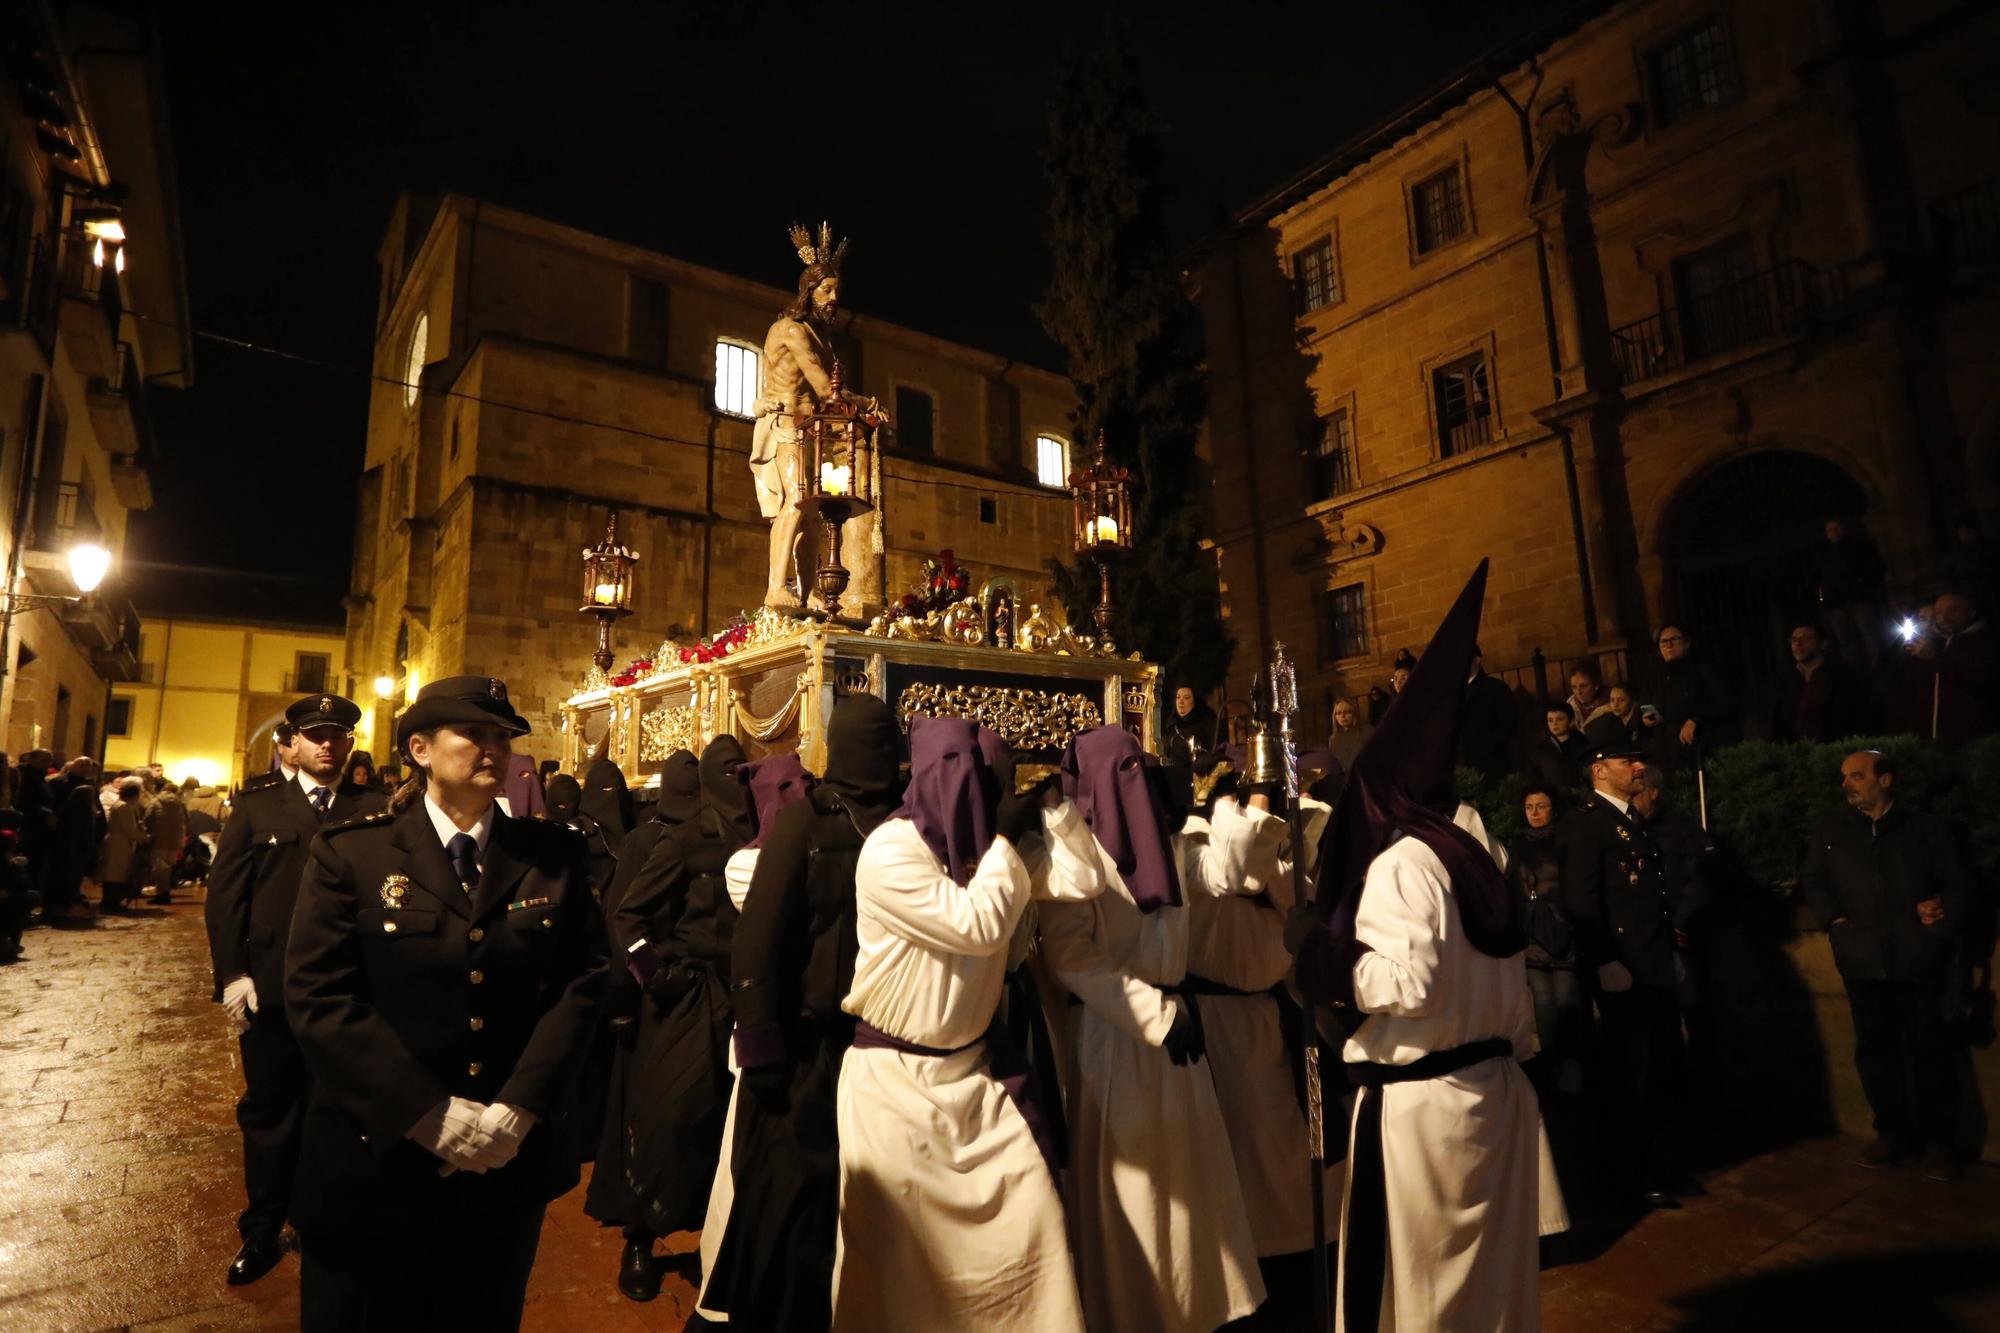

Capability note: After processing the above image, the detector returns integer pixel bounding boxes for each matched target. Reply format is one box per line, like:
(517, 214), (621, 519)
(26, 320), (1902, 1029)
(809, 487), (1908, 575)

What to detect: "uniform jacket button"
(469, 1017), (484, 1031)
(382, 921), (398, 934)
(469, 927), (485, 942)
(468, 1061), (482, 1076)
(470, 970), (485, 984)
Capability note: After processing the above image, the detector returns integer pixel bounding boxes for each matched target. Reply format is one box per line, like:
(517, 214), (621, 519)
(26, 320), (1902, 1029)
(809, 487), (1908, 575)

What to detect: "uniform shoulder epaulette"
(324, 809), (395, 836)
(242, 771), (282, 792)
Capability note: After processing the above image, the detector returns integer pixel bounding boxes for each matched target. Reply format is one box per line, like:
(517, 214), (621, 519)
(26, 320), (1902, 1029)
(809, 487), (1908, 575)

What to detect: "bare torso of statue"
(748, 228), (887, 612)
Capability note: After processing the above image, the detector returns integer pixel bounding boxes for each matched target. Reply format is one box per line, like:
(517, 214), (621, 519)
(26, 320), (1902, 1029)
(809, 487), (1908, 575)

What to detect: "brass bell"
(1243, 729), (1292, 790)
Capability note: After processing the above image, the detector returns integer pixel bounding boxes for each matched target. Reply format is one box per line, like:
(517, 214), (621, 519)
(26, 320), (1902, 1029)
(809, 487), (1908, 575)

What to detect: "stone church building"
(1194, 0), (2000, 732)
(348, 195), (1078, 753)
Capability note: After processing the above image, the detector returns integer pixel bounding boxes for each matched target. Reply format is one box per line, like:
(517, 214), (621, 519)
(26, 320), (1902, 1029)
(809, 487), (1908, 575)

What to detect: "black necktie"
(310, 787), (332, 821)
(448, 833), (480, 891)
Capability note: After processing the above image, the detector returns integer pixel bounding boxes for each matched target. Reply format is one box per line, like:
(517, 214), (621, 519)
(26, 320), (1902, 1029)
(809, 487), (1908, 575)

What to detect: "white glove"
(469, 1103), (538, 1171)
(222, 976), (259, 1034)
(408, 1096), (498, 1174)
(1597, 961), (1634, 994)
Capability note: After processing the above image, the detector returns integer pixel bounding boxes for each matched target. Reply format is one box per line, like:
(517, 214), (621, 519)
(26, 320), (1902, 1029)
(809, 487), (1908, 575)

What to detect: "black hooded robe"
(705, 697), (900, 1331)
(615, 738), (751, 1237)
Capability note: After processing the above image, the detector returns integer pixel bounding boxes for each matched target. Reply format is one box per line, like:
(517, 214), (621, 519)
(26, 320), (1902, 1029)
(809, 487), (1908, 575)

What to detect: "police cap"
(395, 676), (530, 754)
(1581, 740), (1645, 764)
(286, 694), (362, 733)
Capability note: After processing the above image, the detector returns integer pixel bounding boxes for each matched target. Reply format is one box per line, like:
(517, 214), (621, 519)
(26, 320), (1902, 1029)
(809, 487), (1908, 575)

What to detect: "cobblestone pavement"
(1, 890), (1995, 1331)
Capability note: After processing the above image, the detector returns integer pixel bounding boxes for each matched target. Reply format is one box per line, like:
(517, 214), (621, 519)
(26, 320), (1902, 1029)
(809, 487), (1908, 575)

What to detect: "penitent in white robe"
(693, 845), (760, 1324)
(1042, 801), (1267, 1333)
(1186, 794), (1340, 1258)
(1335, 803), (1566, 1333)
(830, 814), (1095, 1332)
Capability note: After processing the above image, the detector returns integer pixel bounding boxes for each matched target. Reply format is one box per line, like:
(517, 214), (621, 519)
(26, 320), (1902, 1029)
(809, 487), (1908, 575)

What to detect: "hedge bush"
(1458, 735), (2000, 887)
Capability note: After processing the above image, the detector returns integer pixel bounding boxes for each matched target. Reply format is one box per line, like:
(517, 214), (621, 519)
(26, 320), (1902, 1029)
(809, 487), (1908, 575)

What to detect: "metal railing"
(3, 232), (60, 358)
(1930, 178), (2000, 270)
(1610, 261), (1825, 386)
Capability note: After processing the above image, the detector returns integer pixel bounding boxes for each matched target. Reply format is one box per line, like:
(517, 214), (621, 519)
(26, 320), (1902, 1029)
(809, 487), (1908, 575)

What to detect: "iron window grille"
(1321, 583), (1369, 662)
(1411, 167), (1468, 255)
(1432, 353), (1493, 456)
(1293, 235), (1339, 314)
(1648, 21), (1738, 128)
(1308, 409), (1356, 500)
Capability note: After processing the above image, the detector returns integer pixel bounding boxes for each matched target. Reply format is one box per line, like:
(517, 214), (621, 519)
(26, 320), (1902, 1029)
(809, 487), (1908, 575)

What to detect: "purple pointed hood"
(896, 716), (1003, 885)
(1062, 725), (1183, 913)
(1312, 559), (1523, 960)
(738, 753), (816, 850)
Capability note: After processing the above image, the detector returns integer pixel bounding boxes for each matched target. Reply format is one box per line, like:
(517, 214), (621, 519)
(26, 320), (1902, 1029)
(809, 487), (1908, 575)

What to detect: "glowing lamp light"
(820, 462), (851, 496)
(91, 237), (105, 269)
(592, 582), (621, 607)
(67, 542), (111, 594)
(1898, 617), (1920, 644)
(113, 245), (125, 275)
(404, 667), (422, 705)
(1090, 515), (1119, 545)
(76, 207), (125, 243)
(166, 756), (224, 789)
(373, 675), (396, 699)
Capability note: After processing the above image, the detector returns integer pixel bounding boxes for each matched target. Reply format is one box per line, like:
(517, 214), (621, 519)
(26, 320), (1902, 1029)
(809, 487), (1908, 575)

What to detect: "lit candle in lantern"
(821, 462), (851, 496)
(1090, 514), (1119, 545)
(592, 581), (621, 606)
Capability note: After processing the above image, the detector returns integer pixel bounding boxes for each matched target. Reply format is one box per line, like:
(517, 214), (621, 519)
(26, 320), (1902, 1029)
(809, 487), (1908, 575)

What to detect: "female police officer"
(285, 676), (606, 1330)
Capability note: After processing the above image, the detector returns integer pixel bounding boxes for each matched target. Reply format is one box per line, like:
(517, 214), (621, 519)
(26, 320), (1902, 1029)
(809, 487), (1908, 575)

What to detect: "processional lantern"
(1069, 429), (1133, 641)
(795, 358), (880, 618)
(579, 511), (639, 674)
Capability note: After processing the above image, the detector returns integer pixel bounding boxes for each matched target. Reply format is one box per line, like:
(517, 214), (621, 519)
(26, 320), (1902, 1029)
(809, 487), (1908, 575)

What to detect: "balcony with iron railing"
(1930, 178), (2000, 271)
(28, 480), (103, 554)
(1609, 262), (1827, 387)
(88, 341), (157, 509)
(0, 228), (60, 360)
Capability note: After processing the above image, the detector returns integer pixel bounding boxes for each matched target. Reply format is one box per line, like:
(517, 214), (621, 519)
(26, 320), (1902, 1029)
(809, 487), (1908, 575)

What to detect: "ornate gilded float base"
(896, 681), (1103, 753)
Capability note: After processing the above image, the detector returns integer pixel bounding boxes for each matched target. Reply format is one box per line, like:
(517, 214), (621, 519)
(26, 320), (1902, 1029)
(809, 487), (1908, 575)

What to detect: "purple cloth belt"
(850, 1017), (1060, 1177)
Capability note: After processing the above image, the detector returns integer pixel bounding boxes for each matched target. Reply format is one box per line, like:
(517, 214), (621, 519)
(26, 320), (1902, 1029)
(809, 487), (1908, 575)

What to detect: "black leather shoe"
(617, 1239), (661, 1302)
(227, 1236), (283, 1285)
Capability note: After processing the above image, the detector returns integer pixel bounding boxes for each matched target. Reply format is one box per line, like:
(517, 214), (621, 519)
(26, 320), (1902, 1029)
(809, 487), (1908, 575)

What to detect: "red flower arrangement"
(887, 549), (972, 621)
(677, 616), (754, 665)
(608, 656), (654, 688)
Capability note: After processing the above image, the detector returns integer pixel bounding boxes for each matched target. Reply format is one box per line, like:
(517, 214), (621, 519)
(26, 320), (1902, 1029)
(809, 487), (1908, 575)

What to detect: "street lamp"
(1069, 430), (1132, 642)
(68, 542), (109, 594)
(579, 511), (638, 674)
(372, 675), (396, 700)
(795, 359), (880, 620)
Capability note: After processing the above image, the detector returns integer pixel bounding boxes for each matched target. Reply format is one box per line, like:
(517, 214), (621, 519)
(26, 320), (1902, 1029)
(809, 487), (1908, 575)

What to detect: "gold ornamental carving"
(732, 672), (810, 742)
(896, 682), (1103, 752)
(640, 704), (701, 762)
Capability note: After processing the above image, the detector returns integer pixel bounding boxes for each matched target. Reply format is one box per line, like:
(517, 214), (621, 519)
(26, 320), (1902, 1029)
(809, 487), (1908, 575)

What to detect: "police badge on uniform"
(380, 874), (411, 910)
(1615, 824), (1631, 841)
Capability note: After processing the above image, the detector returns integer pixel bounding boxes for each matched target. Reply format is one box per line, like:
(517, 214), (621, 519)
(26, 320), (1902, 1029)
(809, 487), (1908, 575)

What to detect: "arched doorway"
(1662, 450), (1869, 687)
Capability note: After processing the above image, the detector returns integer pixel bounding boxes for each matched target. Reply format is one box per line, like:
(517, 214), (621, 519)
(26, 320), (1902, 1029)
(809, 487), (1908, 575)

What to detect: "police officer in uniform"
(284, 676), (606, 1331)
(1560, 740), (1691, 1209)
(205, 694), (383, 1286)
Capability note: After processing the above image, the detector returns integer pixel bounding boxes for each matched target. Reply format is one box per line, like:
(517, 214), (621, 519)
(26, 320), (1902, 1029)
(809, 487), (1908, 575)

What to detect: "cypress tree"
(1036, 29), (1232, 695)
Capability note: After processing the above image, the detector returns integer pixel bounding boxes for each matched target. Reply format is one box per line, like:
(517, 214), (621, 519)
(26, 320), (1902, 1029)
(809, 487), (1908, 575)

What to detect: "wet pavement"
(1, 890), (1994, 1331)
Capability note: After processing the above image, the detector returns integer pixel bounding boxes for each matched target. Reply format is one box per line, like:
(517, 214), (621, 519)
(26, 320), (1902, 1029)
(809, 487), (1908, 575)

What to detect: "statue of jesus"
(750, 222), (887, 611)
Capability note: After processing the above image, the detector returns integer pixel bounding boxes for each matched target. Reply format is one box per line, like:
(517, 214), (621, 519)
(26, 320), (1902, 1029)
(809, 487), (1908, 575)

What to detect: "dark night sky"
(134, 0), (1568, 604)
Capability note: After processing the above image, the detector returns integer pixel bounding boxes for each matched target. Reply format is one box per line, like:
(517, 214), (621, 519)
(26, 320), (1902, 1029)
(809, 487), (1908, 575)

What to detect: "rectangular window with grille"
(1411, 167), (1468, 255)
(1672, 234), (1763, 358)
(1432, 352), (1493, 456)
(713, 341), (760, 417)
(1648, 21), (1738, 128)
(1321, 583), (1369, 662)
(895, 387), (934, 454)
(1293, 235), (1339, 315)
(294, 652), (331, 694)
(1308, 409), (1356, 500)
(1035, 434), (1068, 487)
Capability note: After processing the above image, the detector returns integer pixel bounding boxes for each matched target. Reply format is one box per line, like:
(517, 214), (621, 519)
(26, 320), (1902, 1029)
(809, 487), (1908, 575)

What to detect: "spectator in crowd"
(1631, 778), (1717, 1072)
(1815, 517), (1889, 670)
(46, 758), (103, 925)
(1389, 665), (1412, 697)
(146, 780), (188, 906)
(1900, 592), (1998, 743)
(0, 809), (28, 962)
(270, 722), (299, 780)
(502, 753), (546, 819)
(1562, 741), (1691, 1208)
(1458, 644), (1518, 780)
(1164, 684), (1219, 767)
(1586, 684), (1645, 753)
(1529, 704), (1590, 793)
(1800, 750), (1968, 1181)
(97, 777), (150, 915)
(1938, 518), (1999, 611)
(14, 759), (50, 916)
(1365, 684), (1392, 726)
(1328, 696), (1373, 774)
(1509, 786), (1585, 1097)
(340, 752), (376, 792)
(1771, 622), (1874, 742)
(1567, 664), (1612, 732)
(1645, 624), (1736, 772)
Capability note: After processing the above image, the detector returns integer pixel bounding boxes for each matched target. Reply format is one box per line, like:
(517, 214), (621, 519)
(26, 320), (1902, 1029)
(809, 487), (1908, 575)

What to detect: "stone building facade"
(0, 3), (190, 761)
(1195, 0), (2000, 731)
(350, 196), (1079, 756)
